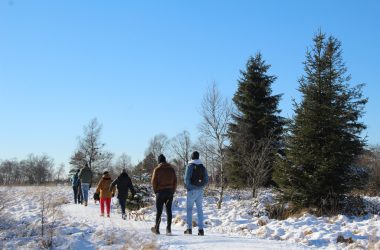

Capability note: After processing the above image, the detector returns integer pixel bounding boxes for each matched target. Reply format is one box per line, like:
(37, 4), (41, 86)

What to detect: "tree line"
(1, 31), (378, 213)
(0, 155), (64, 185)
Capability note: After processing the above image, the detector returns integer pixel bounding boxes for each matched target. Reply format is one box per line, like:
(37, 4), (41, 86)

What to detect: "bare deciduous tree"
(55, 164), (66, 183)
(170, 157), (184, 184)
(0, 159), (18, 185)
(23, 154), (54, 184)
(145, 133), (169, 159)
(170, 130), (192, 180)
(195, 137), (218, 185)
(199, 83), (232, 209)
(238, 133), (275, 197)
(115, 153), (133, 174)
(70, 118), (106, 173)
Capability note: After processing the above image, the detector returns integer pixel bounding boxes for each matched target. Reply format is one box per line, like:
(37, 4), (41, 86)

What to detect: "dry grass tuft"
(368, 228), (380, 250)
(173, 214), (185, 226)
(122, 231), (158, 250)
(257, 219), (267, 226)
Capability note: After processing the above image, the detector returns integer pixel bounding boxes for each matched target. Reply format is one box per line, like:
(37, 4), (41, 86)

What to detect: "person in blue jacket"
(71, 169), (82, 204)
(183, 151), (209, 236)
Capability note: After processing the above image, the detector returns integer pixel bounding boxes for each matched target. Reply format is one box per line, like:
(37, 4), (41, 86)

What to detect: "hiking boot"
(198, 229), (204, 236)
(151, 227), (160, 235)
(166, 227), (172, 236)
(184, 229), (192, 235)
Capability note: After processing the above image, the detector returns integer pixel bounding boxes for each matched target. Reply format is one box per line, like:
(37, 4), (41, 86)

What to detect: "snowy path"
(61, 202), (308, 249)
(2, 187), (378, 249)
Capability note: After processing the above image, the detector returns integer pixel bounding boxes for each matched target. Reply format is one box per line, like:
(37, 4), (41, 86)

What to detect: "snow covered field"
(0, 186), (379, 249)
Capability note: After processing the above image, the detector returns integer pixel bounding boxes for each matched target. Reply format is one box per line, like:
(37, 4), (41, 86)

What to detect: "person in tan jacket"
(95, 171), (116, 217)
(151, 154), (177, 235)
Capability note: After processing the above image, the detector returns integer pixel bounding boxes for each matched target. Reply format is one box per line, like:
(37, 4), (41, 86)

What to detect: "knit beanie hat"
(191, 151), (199, 160)
(158, 154), (166, 163)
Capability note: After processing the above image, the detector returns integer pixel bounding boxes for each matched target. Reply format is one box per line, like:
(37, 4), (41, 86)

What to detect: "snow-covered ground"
(0, 186), (379, 249)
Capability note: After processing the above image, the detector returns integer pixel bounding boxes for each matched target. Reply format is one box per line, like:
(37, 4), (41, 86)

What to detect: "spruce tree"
(227, 53), (284, 187)
(273, 32), (367, 209)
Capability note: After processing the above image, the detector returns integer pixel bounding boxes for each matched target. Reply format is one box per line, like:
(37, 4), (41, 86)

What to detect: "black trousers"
(78, 185), (83, 203)
(73, 185), (83, 204)
(118, 198), (126, 214)
(155, 189), (174, 230)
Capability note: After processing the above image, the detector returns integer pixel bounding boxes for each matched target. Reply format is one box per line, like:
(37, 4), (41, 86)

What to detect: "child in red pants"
(100, 197), (111, 216)
(95, 171), (115, 217)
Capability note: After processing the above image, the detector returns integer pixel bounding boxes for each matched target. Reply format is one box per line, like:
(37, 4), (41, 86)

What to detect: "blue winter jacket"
(71, 173), (79, 187)
(184, 159), (209, 191)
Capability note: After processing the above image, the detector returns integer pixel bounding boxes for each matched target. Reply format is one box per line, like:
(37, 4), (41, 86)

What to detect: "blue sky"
(1, 0), (379, 169)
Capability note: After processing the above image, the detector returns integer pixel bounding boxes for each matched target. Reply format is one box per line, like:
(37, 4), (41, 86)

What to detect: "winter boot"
(151, 226), (160, 235)
(122, 213), (126, 220)
(184, 229), (192, 235)
(100, 213), (104, 217)
(198, 229), (204, 236)
(166, 227), (172, 236)
(107, 214), (110, 218)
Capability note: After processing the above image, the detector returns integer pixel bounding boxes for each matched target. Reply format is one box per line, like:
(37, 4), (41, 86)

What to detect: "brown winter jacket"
(96, 173), (116, 198)
(151, 163), (177, 194)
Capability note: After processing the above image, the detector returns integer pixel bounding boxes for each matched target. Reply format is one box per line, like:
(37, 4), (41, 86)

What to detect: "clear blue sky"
(1, 0), (379, 169)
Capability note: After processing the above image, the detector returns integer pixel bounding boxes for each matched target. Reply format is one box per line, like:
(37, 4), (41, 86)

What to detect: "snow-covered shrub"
(363, 196), (380, 215)
(257, 216), (269, 226)
(341, 196), (367, 216)
(265, 202), (292, 220)
(126, 184), (153, 211)
(39, 191), (68, 248)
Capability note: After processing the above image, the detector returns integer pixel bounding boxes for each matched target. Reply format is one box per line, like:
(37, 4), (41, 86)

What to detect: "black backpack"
(190, 164), (205, 186)
(93, 192), (100, 201)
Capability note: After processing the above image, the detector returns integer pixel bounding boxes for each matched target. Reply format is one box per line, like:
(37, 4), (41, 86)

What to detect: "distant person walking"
(95, 170), (116, 217)
(77, 177), (83, 204)
(71, 169), (82, 204)
(110, 169), (135, 220)
(78, 163), (93, 206)
(184, 151), (209, 236)
(151, 154), (177, 235)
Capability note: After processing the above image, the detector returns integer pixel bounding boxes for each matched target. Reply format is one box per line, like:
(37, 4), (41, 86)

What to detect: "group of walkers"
(71, 162), (93, 206)
(71, 163), (135, 219)
(70, 151), (209, 236)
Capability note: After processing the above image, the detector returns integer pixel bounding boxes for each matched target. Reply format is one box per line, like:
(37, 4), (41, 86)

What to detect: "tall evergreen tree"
(273, 32), (367, 209)
(227, 53), (284, 187)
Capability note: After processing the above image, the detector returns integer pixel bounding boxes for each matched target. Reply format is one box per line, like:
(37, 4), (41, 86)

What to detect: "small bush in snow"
(39, 191), (68, 249)
(341, 196), (367, 216)
(336, 234), (354, 244)
(266, 203), (292, 220)
(126, 185), (152, 211)
(363, 197), (380, 215)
